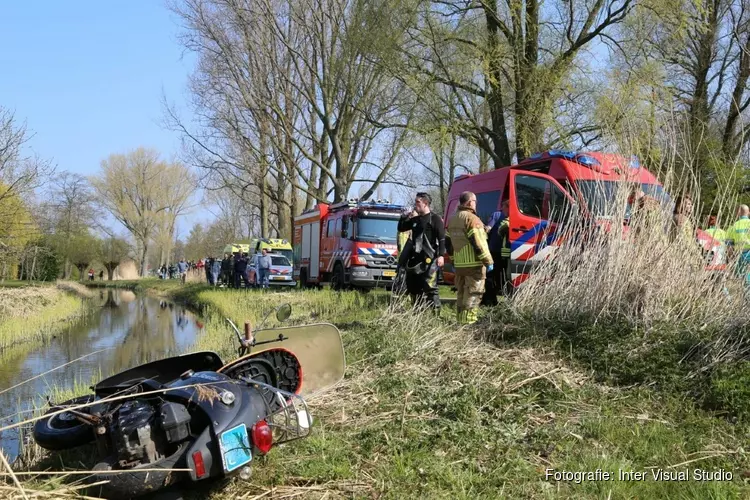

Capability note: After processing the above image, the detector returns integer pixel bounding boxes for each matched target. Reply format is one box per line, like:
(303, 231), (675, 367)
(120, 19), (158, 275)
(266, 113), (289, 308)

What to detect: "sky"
(1, 1), (202, 233)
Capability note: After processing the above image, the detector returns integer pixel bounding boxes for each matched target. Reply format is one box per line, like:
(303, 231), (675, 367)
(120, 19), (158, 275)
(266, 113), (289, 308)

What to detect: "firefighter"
(446, 191), (493, 325)
(481, 201), (511, 306)
(726, 204), (750, 281)
(397, 192), (445, 311)
(496, 200), (512, 296)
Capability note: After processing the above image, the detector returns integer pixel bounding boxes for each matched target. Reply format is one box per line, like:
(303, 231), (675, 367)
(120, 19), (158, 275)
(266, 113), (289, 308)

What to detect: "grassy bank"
(9, 280), (750, 499)
(0, 281), (90, 351)
(182, 289), (750, 499)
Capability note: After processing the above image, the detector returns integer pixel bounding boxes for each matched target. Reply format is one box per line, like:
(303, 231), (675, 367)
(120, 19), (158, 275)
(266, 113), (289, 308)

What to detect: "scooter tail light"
(192, 450), (206, 478)
(251, 420), (273, 454)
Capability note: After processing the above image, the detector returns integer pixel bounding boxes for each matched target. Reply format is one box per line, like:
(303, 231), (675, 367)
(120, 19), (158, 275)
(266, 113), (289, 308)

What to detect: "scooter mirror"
(276, 303), (292, 322)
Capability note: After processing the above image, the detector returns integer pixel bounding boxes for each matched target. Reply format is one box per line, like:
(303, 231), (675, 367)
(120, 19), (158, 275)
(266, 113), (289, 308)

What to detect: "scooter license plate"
(219, 423), (252, 472)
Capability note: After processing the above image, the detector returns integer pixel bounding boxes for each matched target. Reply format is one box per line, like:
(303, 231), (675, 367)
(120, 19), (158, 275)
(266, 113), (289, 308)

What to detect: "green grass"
(13, 280), (750, 499)
(0, 284), (89, 350)
(0, 280), (53, 288)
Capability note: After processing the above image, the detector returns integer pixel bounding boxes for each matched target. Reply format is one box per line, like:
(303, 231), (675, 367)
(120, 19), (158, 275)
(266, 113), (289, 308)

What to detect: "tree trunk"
(139, 241), (149, 277)
(259, 120), (271, 237)
(305, 164), (319, 210)
(106, 263), (116, 281)
(438, 148), (447, 213)
(483, 0), (512, 167)
(276, 170), (290, 239)
(259, 175), (270, 236)
(317, 167), (329, 203)
(289, 164), (298, 237)
(30, 247), (38, 282)
(688, 0), (720, 175)
(723, 34), (750, 160)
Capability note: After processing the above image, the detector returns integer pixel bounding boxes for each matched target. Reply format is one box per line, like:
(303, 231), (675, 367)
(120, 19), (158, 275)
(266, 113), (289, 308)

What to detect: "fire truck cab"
(293, 199), (405, 290)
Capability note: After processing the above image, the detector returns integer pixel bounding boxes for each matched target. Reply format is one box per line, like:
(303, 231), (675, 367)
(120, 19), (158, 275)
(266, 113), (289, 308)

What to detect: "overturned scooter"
(32, 304), (345, 499)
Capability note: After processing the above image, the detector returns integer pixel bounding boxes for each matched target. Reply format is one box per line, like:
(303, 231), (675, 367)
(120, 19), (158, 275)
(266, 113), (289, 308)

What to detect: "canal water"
(0, 288), (205, 462)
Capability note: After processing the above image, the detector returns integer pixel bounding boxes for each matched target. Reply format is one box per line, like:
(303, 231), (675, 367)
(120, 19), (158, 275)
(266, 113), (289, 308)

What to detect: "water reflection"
(0, 289), (204, 462)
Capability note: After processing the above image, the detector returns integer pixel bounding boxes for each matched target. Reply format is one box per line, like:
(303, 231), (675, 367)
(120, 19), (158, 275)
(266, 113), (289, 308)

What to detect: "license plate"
(272, 276), (286, 280)
(383, 270), (396, 277)
(219, 423), (252, 472)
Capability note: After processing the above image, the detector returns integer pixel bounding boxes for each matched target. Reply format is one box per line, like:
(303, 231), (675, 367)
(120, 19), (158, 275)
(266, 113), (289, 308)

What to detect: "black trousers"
(405, 262), (440, 310)
(234, 271), (246, 288)
(480, 253), (511, 306)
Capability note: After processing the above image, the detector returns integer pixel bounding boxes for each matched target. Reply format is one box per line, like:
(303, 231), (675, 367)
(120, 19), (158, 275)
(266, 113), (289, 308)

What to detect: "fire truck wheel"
(331, 263), (346, 291)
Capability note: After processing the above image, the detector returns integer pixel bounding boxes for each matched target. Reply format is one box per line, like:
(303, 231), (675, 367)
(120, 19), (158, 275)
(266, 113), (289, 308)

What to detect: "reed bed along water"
(0, 283), (89, 351)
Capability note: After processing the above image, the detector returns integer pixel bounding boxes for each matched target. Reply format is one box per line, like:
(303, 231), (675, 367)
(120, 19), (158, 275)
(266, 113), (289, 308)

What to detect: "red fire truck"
(441, 150), (726, 289)
(293, 199), (405, 290)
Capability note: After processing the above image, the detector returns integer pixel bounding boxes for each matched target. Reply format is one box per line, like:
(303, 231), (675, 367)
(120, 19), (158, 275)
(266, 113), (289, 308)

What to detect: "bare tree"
(152, 169), (197, 268)
(39, 172), (96, 278)
(0, 107), (55, 204)
(399, 0), (634, 167)
(90, 148), (196, 277)
(99, 236), (131, 281)
(167, 0), (417, 242)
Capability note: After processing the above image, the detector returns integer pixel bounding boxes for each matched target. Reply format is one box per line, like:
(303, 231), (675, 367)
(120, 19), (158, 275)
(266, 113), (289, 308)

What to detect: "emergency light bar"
(528, 150), (621, 174)
(360, 210), (402, 217)
(332, 198), (403, 211)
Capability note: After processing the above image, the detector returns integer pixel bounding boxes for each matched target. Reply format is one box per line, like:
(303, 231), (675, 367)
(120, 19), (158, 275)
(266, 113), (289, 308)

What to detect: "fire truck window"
(515, 175), (548, 220)
(548, 183), (571, 223)
(342, 217), (352, 238)
(335, 218), (342, 235)
(327, 220), (335, 237)
(475, 190), (501, 225)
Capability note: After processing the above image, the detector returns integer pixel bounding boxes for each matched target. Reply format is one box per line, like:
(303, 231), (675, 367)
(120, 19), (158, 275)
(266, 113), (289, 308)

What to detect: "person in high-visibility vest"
(726, 204), (750, 280)
(704, 215), (726, 243)
(446, 191), (493, 325)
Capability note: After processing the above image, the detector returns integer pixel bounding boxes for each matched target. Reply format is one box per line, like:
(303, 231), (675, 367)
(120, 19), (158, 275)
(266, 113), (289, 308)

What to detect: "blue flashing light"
(575, 154), (600, 168)
(547, 149), (576, 159)
(630, 155), (641, 169)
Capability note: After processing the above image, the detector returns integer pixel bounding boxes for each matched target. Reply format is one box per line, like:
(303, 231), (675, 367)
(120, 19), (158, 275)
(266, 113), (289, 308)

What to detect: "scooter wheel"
(32, 395), (96, 450)
(88, 442), (189, 499)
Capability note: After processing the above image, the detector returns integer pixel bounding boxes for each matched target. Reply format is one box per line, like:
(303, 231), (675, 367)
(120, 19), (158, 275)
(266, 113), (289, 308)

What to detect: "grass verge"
(10, 283), (750, 499)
